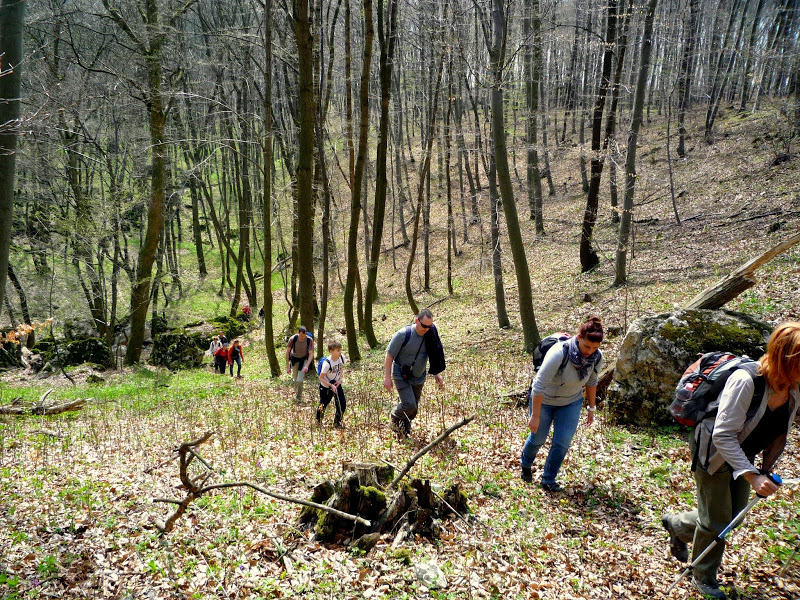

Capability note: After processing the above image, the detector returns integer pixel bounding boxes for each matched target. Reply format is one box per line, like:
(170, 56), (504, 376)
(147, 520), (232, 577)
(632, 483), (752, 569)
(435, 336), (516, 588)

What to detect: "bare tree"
(0, 0), (26, 322)
(614, 0), (659, 286)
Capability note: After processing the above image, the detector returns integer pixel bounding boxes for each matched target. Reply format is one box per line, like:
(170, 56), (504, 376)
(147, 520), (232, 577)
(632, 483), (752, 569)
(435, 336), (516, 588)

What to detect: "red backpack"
(669, 352), (764, 427)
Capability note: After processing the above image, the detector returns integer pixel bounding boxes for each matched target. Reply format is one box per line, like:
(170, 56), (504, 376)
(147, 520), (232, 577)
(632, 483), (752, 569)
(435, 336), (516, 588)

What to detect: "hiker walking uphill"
(213, 342), (229, 375)
(228, 339), (244, 378)
(317, 340), (347, 428)
(383, 309), (446, 438)
(286, 326), (314, 404)
(520, 316), (605, 492)
(662, 322), (800, 600)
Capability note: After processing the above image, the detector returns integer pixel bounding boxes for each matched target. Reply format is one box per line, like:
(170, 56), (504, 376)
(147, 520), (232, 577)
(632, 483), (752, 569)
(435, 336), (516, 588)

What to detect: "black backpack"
(669, 352), (765, 427)
(532, 332), (571, 375)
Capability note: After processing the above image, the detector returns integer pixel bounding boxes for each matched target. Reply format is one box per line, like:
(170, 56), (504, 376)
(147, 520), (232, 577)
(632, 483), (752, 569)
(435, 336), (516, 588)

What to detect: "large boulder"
(150, 332), (208, 370)
(63, 319), (99, 341)
(607, 309), (772, 425)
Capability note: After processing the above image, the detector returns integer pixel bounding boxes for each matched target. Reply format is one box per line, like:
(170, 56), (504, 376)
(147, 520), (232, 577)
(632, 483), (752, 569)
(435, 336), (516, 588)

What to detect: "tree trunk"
(0, 0), (26, 324)
(262, 0), (280, 375)
(343, 0), (374, 361)
(614, 0), (658, 286)
(677, 0), (699, 156)
(523, 0), (544, 234)
(488, 158), (510, 328)
(294, 0), (317, 330)
(486, 0), (540, 350)
(704, 0), (748, 142)
(364, 0), (399, 348)
(125, 0), (169, 365)
(579, 0), (619, 273)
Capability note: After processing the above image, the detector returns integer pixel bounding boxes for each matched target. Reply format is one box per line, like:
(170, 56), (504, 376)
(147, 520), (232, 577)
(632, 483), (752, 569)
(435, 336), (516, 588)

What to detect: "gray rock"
(150, 332), (206, 370)
(63, 319), (99, 341)
(21, 346), (43, 373)
(414, 562), (448, 590)
(607, 309), (772, 425)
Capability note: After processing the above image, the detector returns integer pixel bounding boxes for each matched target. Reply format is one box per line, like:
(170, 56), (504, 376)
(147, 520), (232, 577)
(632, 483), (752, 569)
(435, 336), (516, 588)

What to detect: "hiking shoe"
(692, 577), (727, 599)
(520, 467), (533, 483)
(334, 422), (344, 429)
(540, 482), (564, 493)
(662, 516), (689, 562)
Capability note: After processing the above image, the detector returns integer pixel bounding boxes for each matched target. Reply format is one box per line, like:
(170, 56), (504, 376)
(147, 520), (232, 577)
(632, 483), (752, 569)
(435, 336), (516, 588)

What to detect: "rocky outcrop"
(150, 332), (210, 370)
(63, 319), (99, 341)
(607, 309), (772, 425)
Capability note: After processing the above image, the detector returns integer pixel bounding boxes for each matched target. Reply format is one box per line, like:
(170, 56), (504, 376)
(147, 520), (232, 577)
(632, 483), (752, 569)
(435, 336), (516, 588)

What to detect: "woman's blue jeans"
(520, 397), (583, 485)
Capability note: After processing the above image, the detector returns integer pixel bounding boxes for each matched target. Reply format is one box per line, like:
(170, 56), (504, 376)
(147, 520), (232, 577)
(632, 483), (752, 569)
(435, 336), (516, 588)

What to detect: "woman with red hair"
(662, 322), (800, 599)
(520, 316), (605, 492)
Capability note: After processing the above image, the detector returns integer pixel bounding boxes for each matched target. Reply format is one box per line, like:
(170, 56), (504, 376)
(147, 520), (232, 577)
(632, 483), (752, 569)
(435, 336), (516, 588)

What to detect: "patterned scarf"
(568, 336), (600, 380)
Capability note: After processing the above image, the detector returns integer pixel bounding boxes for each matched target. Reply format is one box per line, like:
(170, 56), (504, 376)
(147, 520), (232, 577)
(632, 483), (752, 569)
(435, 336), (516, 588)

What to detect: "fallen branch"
(388, 414), (476, 489)
(156, 431), (370, 534)
(0, 391), (87, 416)
(685, 231), (800, 310)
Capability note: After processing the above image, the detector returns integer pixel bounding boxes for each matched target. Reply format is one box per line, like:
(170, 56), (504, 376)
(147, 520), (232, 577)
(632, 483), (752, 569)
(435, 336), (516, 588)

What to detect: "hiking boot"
(662, 516), (689, 562)
(540, 482), (564, 493)
(520, 467), (533, 483)
(334, 421), (344, 429)
(692, 577), (727, 599)
(391, 417), (409, 439)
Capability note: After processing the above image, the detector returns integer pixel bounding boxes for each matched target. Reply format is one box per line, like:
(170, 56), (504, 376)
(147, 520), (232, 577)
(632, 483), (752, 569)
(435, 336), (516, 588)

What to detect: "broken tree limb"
(155, 431), (370, 534)
(0, 394), (87, 416)
(388, 414), (476, 489)
(201, 482), (371, 526)
(31, 398), (87, 415)
(685, 231), (800, 310)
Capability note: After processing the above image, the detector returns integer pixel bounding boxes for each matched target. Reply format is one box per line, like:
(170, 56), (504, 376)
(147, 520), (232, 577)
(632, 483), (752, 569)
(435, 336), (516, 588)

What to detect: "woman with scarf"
(520, 316), (605, 492)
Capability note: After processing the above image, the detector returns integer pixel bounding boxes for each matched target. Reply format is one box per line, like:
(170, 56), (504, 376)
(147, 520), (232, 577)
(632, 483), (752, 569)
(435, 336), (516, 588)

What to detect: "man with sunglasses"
(383, 308), (445, 438)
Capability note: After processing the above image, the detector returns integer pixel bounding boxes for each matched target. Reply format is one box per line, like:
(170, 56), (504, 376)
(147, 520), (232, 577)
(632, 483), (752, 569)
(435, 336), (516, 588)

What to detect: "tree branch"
(389, 414), (476, 489)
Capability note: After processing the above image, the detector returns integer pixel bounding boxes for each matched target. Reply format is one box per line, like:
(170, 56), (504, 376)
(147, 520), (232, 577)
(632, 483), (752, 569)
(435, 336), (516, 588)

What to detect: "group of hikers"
(210, 308), (800, 599)
(519, 316), (800, 600)
(208, 334), (245, 377)
(283, 310), (446, 432)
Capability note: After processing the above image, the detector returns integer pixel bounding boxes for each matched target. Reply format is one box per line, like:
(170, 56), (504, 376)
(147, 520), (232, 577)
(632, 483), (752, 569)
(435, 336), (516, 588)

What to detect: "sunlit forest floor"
(1, 106), (800, 599)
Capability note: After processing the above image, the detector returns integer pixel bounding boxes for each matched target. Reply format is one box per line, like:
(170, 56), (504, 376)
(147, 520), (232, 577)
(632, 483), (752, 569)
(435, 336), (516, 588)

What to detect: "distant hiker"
(286, 326), (314, 403)
(218, 331), (229, 345)
(258, 306), (265, 326)
(208, 336), (222, 366)
(214, 342), (230, 375)
(661, 322), (800, 600)
(520, 316), (604, 492)
(228, 339), (244, 378)
(383, 309), (446, 438)
(242, 305), (252, 321)
(317, 340), (347, 428)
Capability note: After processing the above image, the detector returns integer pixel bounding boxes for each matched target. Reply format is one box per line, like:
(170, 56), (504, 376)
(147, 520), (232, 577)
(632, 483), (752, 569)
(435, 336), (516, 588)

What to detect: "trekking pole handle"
(756, 472), (782, 498)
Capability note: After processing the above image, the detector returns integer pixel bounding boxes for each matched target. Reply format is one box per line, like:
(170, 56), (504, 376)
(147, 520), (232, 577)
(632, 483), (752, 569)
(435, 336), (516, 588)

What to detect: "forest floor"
(1, 106), (800, 600)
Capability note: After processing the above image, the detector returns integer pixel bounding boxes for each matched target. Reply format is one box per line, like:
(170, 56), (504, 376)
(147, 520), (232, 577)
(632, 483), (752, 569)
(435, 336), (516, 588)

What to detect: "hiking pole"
(666, 473), (783, 596)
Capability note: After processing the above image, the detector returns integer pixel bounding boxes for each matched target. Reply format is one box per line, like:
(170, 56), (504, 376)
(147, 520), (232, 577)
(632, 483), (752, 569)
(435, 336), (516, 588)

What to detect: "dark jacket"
(425, 324), (446, 376)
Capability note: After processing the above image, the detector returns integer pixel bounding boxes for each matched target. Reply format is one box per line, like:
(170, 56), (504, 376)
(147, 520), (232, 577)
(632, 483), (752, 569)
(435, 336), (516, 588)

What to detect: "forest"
(1, 0), (800, 597)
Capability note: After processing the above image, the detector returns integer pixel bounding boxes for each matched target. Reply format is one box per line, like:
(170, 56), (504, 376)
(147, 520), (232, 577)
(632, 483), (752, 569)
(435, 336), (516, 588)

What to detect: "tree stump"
(297, 461), (469, 549)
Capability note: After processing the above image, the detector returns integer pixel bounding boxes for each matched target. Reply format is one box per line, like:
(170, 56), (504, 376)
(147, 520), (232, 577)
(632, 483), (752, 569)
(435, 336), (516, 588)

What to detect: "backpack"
(669, 352), (765, 427)
(317, 355), (345, 376)
(317, 356), (329, 376)
(532, 332), (572, 375)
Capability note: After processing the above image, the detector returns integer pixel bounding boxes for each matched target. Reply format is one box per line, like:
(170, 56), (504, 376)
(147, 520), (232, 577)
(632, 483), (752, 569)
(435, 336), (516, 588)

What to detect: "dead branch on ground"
(388, 414), (476, 489)
(155, 431), (371, 534)
(0, 389), (88, 415)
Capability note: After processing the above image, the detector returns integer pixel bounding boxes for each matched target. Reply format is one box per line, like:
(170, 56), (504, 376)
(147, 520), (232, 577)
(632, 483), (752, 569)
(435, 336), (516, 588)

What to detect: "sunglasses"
(417, 320), (432, 330)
